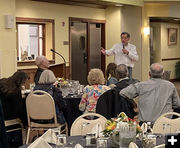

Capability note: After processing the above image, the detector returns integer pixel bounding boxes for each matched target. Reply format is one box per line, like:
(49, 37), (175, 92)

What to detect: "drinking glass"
(167, 124), (172, 133)
(97, 137), (107, 148)
(86, 133), (96, 146)
(119, 123), (136, 148)
(51, 128), (60, 148)
(57, 134), (67, 148)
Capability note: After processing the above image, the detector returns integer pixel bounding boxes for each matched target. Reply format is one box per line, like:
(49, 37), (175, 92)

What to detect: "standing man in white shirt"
(101, 32), (138, 79)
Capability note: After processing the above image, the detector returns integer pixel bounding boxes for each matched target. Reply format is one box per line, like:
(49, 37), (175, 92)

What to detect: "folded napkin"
(74, 143), (84, 148)
(28, 137), (51, 148)
(91, 124), (103, 138)
(41, 129), (57, 144)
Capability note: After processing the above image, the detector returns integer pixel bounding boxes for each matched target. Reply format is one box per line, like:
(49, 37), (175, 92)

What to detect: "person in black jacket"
(34, 69), (67, 124)
(0, 71), (28, 148)
(34, 56), (49, 85)
(96, 64), (138, 119)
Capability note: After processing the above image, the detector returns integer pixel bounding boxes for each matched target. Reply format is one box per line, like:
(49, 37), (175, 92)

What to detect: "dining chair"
(26, 90), (68, 144)
(153, 112), (180, 134)
(70, 113), (107, 136)
(129, 142), (139, 148)
(154, 144), (165, 148)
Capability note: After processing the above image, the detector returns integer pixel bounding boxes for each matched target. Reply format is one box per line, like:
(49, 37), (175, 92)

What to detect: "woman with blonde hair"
(79, 68), (110, 114)
(33, 69), (67, 124)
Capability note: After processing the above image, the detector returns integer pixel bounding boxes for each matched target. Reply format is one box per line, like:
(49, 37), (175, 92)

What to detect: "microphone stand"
(51, 49), (66, 79)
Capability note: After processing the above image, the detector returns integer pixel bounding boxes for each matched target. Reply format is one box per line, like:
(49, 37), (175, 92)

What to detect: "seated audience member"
(0, 71), (28, 147)
(34, 56), (49, 85)
(106, 63), (118, 86)
(115, 64), (139, 91)
(79, 68), (110, 114)
(96, 64), (138, 119)
(120, 63), (180, 124)
(33, 69), (67, 124)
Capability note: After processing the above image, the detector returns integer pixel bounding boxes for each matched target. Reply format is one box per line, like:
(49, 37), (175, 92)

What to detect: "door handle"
(83, 53), (87, 64)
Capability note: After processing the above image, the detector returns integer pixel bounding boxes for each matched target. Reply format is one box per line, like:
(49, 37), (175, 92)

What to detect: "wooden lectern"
(49, 63), (66, 79)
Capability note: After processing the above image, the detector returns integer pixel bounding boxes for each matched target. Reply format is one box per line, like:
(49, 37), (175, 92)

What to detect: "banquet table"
(63, 95), (83, 134)
(19, 135), (165, 148)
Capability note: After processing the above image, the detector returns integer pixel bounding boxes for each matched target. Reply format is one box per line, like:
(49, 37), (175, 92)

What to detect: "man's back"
(120, 78), (180, 123)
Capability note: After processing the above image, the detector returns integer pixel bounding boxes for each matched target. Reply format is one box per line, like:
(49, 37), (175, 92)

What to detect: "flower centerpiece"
(103, 112), (142, 147)
(56, 77), (69, 87)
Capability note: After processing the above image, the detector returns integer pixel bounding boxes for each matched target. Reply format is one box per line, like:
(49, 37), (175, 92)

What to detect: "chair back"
(70, 113), (107, 136)
(154, 144), (165, 148)
(129, 142), (139, 148)
(26, 90), (58, 127)
(153, 112), (180, 134)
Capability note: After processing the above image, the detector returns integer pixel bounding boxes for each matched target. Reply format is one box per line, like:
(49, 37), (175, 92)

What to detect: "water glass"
(52, 128), (60, 136)
(86, 133), (96, 146)
(97, 137), (107, 148)
(57, 134), (67, 147)
(119, 123), (136, 148)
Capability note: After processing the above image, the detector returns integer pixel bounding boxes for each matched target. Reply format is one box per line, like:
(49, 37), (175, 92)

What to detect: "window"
(16, 17), (55, 65)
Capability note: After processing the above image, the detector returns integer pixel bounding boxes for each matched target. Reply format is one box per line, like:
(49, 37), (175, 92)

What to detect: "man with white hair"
(120, 63), (180, 124)
(34, 56), (49, 85)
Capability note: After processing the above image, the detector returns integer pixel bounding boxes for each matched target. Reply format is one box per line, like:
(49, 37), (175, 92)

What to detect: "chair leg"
(65, 123), (68, 136)
(26, 127), (30, 144)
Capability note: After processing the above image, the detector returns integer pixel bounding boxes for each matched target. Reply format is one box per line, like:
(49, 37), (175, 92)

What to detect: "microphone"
(50, 49), (66, 64)
(122, 43), (125, 49)
(50, 49), (66, 78)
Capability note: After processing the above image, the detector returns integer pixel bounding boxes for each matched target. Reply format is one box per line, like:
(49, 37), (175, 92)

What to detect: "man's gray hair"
(38, 70), (56, 84)
(35, 56), (46, 66)
(150, 63), (164, 78)
(115, 64), (128, 80)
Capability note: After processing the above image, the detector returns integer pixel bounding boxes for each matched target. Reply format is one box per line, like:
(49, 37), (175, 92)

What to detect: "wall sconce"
(144, 26), (150, 35)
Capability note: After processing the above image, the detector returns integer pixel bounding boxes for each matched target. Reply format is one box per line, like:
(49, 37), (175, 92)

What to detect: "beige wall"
(144, 3), (180, 80)
(105, 7), (121, 65)
(161, 23), (180, 79)
(120, 5), (142, 80)
(142, 3), (169, 80)
(0, 0), (16, 78)
(150, 23), (161, 63)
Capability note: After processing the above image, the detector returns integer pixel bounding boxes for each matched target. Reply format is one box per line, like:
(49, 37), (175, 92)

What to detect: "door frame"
(69, 17), (106, 80)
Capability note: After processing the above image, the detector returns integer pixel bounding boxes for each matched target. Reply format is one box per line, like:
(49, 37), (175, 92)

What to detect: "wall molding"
(162, 58), (180, 61)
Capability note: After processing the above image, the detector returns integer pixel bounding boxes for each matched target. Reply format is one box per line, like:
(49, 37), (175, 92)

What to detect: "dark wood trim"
(17, 60), (55, 66)
(16, 17), (54, 23)
(87, 22), (90, 73)
(162, 58), (180, 61)
(69, 17), (106, 24)
(42, 24), (46, 56)
(101, 23), (106, 74)
(150, 17), (180, 24)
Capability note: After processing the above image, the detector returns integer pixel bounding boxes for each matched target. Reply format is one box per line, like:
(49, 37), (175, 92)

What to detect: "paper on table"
(28, 137), (51, 148)
(74, 143), (84, 148)
(91, 124), (103, 138)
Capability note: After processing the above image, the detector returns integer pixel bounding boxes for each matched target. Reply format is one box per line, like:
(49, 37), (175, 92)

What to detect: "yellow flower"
(106, 121), (117, 131)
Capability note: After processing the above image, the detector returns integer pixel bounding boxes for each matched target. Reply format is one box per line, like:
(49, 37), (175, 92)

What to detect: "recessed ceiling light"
(174, 18), (180, 21)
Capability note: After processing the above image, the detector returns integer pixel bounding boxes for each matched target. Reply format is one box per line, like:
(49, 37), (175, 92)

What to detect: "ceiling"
(31, 0), (126, 9)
